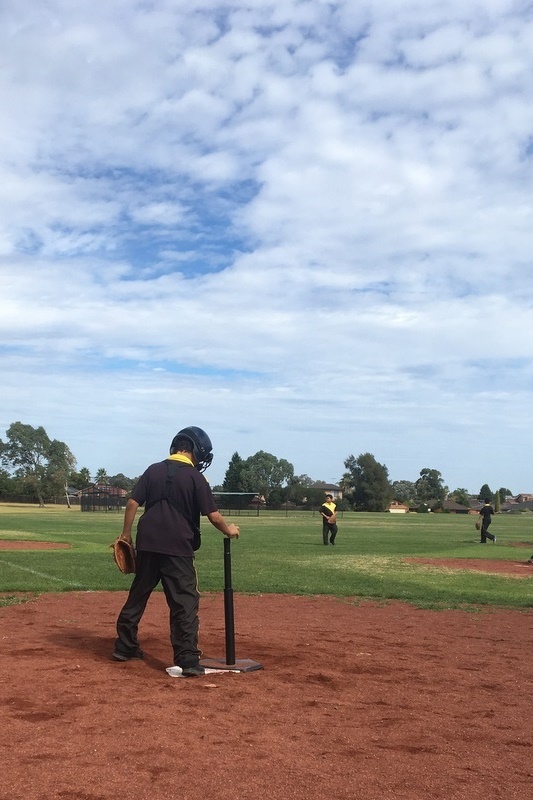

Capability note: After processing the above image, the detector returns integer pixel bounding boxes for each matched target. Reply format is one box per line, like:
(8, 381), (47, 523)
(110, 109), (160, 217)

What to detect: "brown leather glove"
(110, 538), (136, 574)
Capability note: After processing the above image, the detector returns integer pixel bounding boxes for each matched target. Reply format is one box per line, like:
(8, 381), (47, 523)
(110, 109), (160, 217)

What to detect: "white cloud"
(1, 0), (533, 494)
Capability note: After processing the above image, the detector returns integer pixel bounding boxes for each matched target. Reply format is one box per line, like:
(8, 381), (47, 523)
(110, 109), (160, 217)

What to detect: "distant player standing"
(320, 494), (338, 545)
(478, 499), (496, 543)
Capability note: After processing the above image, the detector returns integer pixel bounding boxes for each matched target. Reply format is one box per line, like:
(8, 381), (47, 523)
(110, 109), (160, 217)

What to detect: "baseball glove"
(475, 521), (481, 531)
(110, 538), (136, 574)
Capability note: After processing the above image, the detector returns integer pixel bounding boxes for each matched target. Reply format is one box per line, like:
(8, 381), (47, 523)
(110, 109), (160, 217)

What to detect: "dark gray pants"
(323, 520), (338, 544)
(115, 551), (201, 667)
(480, 521), (495, 543)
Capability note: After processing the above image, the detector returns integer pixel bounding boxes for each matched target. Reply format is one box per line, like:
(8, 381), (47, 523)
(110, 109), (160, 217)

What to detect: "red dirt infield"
(405, 557), (533, 577)
(1, 589), (532, 800)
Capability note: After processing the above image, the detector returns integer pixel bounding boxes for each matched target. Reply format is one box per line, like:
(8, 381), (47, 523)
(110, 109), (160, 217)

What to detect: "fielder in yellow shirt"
(320, 494), (338, 545)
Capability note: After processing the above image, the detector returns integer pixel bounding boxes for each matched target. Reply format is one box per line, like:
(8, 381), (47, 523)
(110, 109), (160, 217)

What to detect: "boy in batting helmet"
(113, 426), (239, 675)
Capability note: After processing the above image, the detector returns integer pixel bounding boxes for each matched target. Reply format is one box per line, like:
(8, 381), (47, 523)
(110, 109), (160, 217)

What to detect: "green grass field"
(0, 504), (532, 609)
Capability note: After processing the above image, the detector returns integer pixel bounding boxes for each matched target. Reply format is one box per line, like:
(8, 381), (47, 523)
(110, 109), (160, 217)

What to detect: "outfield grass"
(0, 504), (532, 608)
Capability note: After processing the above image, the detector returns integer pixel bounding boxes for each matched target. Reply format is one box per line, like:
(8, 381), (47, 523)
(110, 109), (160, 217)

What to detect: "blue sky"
(1, 0), (533, 493)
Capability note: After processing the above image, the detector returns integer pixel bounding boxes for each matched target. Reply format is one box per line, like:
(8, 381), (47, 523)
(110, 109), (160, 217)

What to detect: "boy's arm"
(120, 498), (140, 543)
(207, 510), (240, 539)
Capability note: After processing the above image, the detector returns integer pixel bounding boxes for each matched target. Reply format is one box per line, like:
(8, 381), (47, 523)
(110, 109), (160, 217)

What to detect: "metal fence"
(80, 491), (125, 512)
(0, 497), (339, 518)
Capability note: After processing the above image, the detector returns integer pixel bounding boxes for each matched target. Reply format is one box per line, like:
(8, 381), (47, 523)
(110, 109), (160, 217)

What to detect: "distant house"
(314, 483), (343, 500)
(388, 501), (409, 514)
(515, 494), (533, 503)
(502, 499), (533, 512)
(442, 500), (471, 514)
(461, 493), (533, 513)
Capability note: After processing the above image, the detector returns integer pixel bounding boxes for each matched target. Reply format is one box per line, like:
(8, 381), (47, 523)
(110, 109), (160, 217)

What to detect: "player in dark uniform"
(112, 426), (239, 675)
(478, 500), (496, 543)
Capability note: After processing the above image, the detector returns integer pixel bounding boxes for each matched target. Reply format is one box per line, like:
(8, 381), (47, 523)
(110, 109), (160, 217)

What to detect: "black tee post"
(201, 537), (263, 673)
(223, 537), (236, 665)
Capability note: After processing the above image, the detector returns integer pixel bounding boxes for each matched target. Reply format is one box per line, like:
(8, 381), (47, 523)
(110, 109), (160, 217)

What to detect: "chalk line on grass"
(0, 558), (86, 589)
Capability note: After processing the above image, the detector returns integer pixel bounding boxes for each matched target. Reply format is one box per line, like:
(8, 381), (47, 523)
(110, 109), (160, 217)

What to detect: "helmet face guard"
(170, 426), (213, 472)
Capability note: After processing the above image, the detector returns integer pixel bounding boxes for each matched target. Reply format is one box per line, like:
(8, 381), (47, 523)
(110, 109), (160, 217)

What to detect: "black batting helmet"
(170, 426), (213, 472)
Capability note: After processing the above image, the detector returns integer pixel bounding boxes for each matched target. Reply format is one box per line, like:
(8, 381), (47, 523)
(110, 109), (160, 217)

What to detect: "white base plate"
(166, 666), (241, 678)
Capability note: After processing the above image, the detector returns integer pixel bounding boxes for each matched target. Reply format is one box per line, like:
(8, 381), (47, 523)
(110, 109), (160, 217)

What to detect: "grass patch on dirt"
(0, 594), (36, 607)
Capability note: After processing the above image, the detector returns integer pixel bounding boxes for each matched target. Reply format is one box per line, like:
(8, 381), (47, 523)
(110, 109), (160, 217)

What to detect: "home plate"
(166, 666), (241, 678)
(166, 658), (263, 678)
(201, 657), (263, 672)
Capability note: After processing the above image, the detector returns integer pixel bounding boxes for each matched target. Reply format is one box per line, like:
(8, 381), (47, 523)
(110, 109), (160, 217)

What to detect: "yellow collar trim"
(168, 454), (195, 467)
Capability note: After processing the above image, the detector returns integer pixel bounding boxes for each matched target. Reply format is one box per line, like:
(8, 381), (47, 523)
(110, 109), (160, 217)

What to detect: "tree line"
(221, 451), (511, 512)
(0, 422), (136, 506)
(0, 421), (512, 510)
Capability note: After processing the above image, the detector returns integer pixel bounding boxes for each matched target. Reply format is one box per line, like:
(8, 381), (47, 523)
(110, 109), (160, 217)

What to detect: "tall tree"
(70, 467), (92, 490)
(46, 439), (77, 505)
(449, 487), (470, 506)
(0, 468), (18, 497)
(306, 486), (333, 509)
(343, 453), (392, 512)
(391, 480), (417, 504)
(240, 451), (294, 501)
(415, 468), (447, 506)
(219, 452), (248, 508)
(0, 421), (76, 506)
(222, 452), (245, 493)
(287, 476), (323, 506)
(108, 473), (135, 492)
(293, 474), (315, 488)
(478, 483), (493, 503)
(498, 487), (512, 502)
(95, 468), (109, 485)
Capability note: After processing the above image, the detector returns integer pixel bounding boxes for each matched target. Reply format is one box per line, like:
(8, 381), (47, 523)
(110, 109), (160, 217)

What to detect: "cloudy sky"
(1, 0), (533, 494)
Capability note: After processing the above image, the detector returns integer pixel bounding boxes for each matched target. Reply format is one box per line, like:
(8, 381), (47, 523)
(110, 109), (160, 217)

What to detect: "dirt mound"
(406, 557), (533, 576)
